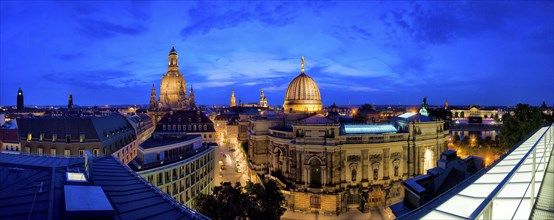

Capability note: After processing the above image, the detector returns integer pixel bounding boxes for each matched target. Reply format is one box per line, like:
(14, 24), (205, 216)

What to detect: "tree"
(499, 104), (545, 149)
(195, 182), (248, 220)
(245, 180), (286, 220)
(196, 180), (286, 220)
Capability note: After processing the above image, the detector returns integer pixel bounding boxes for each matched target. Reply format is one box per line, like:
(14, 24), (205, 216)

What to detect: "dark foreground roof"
(0, 154), (208, 220)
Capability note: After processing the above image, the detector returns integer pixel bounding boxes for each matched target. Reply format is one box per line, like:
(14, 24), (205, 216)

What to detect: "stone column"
(402, 145), (408, 177)
(383, 148), (390, 180)
(341, 150), (347, 186)
(361, 149), (368, 181)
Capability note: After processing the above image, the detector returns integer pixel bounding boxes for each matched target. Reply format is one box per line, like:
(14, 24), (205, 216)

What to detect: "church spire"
(149, 84), (157, 111)
(188, 85), (196, 107)
(259, 89), (268, 108)
(230, 89), (236, 107)
(168, 44), (179, 71)
(68, 92), (74, 109)
(300, 56), (305, 74)
(17, 87), (24, 110)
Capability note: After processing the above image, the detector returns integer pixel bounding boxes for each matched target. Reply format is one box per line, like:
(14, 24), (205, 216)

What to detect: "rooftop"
(0, 153), (208, 220)
(341, 124), (397, 134)
(140, 134), (201, 149)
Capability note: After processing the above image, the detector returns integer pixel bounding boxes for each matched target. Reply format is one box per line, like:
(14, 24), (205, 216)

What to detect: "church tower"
(17, 88), (24, 110)
(230, 89), (236, 107)
(68, 92), (74, 109)
(188, 85), (196, 107)
(178, 80), (187, 109)
(259, 89), (268, 107)
(149, 84), (157, 111)
(445, 99), (449, 110)
(159, 45), (187, 110)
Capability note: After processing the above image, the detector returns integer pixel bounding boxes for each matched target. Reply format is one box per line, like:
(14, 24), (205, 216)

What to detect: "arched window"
(352, 169), (356, 182)
(193, 125), (197, 131)
(424, 149), (434, 171)
(309, 159), (322, 188)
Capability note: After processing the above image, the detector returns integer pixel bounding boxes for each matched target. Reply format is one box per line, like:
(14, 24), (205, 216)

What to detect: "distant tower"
(259, 89), (268, 107)
(149, 84), (157, 111)
(445, 99), (449, 110)
(68, 92), (74, 109)
(230, 89), (236, 107)
(17, 88), (24, 110)
(178, 81), (187, 109)
(188, 85), (196, 107)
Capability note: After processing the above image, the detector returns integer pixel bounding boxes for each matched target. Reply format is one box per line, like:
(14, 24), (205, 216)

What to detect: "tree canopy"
(499, 104), (549, 149)
(195, 180), (286, 220)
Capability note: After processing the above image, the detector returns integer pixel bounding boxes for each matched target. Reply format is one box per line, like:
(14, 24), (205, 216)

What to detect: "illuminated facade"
(260, 89), (268, 108)
(283, 57), (322, 114)
(230, 89), (237, 107)
(246, 60), (448, 215)
(152, 46), (196, 110)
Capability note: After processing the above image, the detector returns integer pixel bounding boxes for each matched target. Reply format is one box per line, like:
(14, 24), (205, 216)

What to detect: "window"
(27, 133), (32, 141)
(310, 196), (321, 208)
(37, 147), (43, 156)
(352, 169), (357, 181)
(209, 134), (212, 138)
(204, 125), (207, 131)
(66, 135), (71, 143)
(80, 134), (85, 143)
(25, 146), (31, 153)
(39, 133), (44, 141)
(178, 125), (182, 131)
(64, 149), (71, 157)
(50, 148), (56, 155)
(52, 134), (57, 142)
(173, 125), (176, 130)
(163, 124), (167, 130)
(193, 125), (197, 131)
(188, 125), (191, 131)
(93, 148), (100, 156)
(79, 150), (85, 157)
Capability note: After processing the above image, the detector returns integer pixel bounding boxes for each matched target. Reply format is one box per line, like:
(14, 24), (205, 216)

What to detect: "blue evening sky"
(1, 1), (553, 107)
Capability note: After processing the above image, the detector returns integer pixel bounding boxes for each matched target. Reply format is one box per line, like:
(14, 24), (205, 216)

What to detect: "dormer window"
(178, 117), (182, 122)
(27, 133), (32, 141)
(66, 134), (71, 143)
(52, 134), (57, 142)
(80, 134), (85, 143)
(168, 117), (172, 122)
(39, 133), (44, 141)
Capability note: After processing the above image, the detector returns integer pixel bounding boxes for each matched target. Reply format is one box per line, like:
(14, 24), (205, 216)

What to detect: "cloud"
(77, 18), (147, 38)
(180, 1), (331, 38)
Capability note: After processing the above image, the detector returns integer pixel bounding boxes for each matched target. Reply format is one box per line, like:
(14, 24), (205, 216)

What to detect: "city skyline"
(1, 1), (553, 107)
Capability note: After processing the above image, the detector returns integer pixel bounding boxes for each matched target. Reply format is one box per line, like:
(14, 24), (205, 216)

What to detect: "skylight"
(343, 124), (397, 134)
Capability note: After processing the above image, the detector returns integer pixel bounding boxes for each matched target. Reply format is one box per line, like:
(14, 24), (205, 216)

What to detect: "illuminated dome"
(283, 57), (322, 113)
(159, 46), (187, 109)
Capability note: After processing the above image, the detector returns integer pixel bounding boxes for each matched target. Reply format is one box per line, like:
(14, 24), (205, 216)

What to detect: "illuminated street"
(213, 142), (249, 186)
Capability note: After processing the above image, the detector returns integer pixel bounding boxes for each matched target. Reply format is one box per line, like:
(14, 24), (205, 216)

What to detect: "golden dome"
(283, 57), (322, 113)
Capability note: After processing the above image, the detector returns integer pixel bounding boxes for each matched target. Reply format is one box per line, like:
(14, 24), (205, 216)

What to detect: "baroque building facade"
(149, 46), (196, 111)
(246, 57), (449, 215)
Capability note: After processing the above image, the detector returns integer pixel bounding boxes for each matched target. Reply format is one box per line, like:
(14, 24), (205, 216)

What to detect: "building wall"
(248, 119), (448, 214)
(138, 146), (215, 208)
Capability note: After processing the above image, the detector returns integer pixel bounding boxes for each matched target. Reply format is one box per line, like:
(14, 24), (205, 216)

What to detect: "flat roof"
(140, 134), (201, 149)
(398, 124), (553, 220)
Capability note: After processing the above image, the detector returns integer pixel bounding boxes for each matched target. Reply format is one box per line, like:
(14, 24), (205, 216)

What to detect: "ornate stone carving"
(347, 155), (361, 162)
(369, 154), (382, 164)
(390, 152), (401, 161)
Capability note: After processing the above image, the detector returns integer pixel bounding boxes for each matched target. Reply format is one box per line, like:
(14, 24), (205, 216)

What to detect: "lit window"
(80, 134), (85, 143)
(37, 147), (43, 156)
(93, 148), (100, 156)
(194, 125), (197, 131)
(27, 133), (32, 141)
(40, 133), (44, 141)
(52, 134), (57, 142)
(50, 148), (56, 155)
(64, 149), (71, 157)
